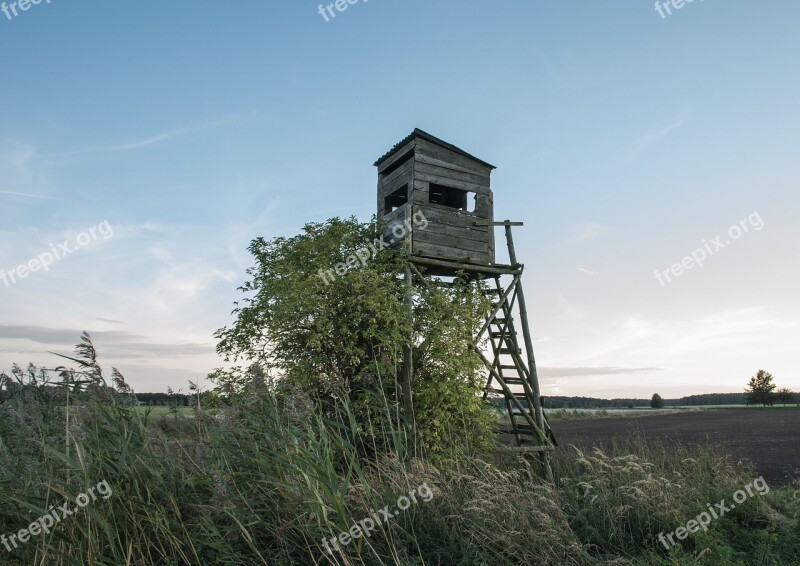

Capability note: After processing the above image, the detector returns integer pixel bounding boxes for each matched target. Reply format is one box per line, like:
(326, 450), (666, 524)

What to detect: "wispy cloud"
(0, 325), (212, 358)
(556, 293), (586, 321)
(0, 325), (138, 345)
(565, 223), (609, 244)
(0, 141), (57, 199)
(577, 267), (599, 276)
(627, 118), (684, 160)
(51, 115), (242, 156)
(4, 142), (37, 170)
(539, 366), (662, 378)
(564, 307), (800, 367)
(0, 189), (55, 200)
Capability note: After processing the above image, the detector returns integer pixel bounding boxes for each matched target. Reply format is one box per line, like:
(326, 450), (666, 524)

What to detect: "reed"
(1, 365), (798, 565)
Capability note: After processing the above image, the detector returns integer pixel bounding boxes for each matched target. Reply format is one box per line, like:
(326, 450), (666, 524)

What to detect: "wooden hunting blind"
(375, 128), (495, 267)
(375, 129), (556, 471)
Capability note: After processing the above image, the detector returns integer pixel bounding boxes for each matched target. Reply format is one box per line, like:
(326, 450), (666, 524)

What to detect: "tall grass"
(1, 373), (798, 565)
(545, 408), (610, 421)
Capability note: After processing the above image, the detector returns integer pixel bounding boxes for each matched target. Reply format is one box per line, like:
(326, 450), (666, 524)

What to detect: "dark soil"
(548, 409), (800, 486)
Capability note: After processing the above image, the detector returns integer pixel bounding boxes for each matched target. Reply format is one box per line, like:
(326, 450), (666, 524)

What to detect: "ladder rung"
(499, 426), (538, 436)
(499, 348), (521, 355)
(514, 445), (556, 452)
(497, 429), (542, 439)
(499, 365), (519, 371)
(491, 387), (527, 401)
(489, 331), (516, 339)
(491, 389), (529, 399)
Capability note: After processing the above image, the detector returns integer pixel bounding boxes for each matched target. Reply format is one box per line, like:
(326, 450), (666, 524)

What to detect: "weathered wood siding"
(377, 133), (495, 265)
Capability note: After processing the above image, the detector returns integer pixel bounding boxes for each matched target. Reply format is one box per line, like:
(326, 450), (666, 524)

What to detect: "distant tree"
(775, 388), (795, 406)
(167, 386), (186, 420)
(650, 393), (665, 409)
(745, 370), (776, 407)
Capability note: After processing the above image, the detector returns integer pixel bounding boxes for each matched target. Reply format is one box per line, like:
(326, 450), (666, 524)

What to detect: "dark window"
(384, 184), (408, 213)
(429, 183), (475, 212)
(379, 149), (414, 178)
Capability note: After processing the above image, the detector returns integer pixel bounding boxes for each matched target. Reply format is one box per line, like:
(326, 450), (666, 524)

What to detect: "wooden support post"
(503, 221), (553, 481)
(403, 264), (415, 442)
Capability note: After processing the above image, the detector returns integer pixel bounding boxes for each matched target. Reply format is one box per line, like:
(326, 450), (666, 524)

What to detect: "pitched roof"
(374, 128), (496, 169)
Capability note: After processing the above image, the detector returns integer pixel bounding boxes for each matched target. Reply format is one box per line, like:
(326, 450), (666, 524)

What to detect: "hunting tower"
(375, 129), (495, 268)
(375, 129), (556, 469)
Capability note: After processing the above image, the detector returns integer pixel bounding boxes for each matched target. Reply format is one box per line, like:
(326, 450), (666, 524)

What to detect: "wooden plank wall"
(410, 139), (494, 264)
(376, 136), (497, 265)
(382, 204), (411, 250)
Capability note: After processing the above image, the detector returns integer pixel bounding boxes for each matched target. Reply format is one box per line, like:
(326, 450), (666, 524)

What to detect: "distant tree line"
(537, 392), (759, 409)
(139, 388), (793, 411)
(136, 370), (796, 411)
(540, 397), (651, 409)
(136, 392), (193, 406)
(673, 393), (748, 406)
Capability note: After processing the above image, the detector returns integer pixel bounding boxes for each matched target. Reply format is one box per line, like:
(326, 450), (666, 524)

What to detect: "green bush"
(213, 216), (496, 457)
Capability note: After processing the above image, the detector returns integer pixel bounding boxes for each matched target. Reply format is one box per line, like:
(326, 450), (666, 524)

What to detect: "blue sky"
(1, 0), (798, 397)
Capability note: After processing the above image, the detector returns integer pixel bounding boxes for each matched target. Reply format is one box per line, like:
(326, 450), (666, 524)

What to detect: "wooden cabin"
(375, 129), (496, 266)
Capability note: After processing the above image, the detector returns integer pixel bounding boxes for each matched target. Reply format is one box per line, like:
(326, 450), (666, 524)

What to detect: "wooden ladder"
(472, 222), (556, 477)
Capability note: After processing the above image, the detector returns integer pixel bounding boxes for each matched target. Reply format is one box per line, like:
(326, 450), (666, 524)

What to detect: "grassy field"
(669, 404), (800, 409)
(2, 391), (799, 565)
(134, 405), (196, 417)
(551, 408), (800, 488)
(545, 408), (610, 420)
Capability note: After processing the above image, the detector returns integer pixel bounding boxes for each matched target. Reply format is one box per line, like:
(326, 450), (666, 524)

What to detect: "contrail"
(0, 190), (54, 199)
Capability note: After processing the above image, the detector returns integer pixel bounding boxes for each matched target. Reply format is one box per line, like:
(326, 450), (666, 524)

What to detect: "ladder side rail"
(470, 345), (545, 437)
